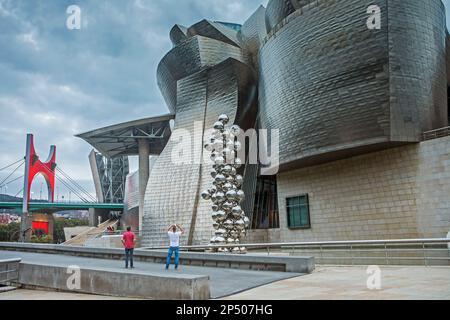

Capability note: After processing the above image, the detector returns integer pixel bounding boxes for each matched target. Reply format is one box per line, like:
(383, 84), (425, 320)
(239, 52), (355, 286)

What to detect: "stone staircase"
(62, 219), (119, 247)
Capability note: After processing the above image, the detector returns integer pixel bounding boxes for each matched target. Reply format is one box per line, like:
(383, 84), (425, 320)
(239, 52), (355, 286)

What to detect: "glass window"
(286, 195), (311, 229)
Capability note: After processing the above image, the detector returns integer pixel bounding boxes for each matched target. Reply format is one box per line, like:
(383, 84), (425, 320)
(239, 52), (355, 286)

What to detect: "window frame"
(286, 194), (311, 230)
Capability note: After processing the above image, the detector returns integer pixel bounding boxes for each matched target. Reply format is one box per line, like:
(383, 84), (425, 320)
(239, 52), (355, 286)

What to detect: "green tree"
(0, 223), (20, 242)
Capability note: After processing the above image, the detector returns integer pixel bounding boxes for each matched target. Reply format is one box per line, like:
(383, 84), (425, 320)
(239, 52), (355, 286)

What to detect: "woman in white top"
(165, 224), (184, 270)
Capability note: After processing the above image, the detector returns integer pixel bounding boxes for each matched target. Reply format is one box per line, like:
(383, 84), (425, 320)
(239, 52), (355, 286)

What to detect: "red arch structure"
(22, 134), (56, 213)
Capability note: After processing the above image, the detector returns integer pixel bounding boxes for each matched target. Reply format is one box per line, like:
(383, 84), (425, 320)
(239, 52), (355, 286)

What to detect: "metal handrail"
(95, 230), (141, 238)
(139, 238), (450, 251)
(423, 126), (450, 140)
(0, 258), (21, 285)
(139, 238), (450, 266)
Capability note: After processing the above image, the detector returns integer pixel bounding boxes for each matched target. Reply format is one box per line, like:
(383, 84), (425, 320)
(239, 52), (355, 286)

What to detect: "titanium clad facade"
(259, 0), (448, 171)
(141, 0), (449, 246)
(142, 20), (257, 246)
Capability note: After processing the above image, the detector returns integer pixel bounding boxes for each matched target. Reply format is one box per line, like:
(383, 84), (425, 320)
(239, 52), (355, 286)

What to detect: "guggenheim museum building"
(79, 0), (450, 247)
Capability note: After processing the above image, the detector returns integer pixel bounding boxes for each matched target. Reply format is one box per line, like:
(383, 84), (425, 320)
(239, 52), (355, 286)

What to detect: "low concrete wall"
(17, 262), (210, 300)
(0, 242), (315, 274)
(85, 235), (125, 249)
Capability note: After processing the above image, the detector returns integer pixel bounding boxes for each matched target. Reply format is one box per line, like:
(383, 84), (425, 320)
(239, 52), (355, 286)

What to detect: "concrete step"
(0, 285), (18, 293)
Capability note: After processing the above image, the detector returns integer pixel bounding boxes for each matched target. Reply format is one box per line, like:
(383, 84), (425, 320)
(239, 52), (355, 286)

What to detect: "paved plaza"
(0, 289), (138, 300)
(223, 266), (450, 300)
(0, 250), (302, 299)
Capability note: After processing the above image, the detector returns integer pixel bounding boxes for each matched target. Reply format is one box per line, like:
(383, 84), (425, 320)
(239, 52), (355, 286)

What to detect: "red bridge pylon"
(22, 134), (57, 213)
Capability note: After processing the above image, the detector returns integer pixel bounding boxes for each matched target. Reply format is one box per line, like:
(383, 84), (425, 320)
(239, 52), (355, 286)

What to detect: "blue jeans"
(166, 247), (179, 269)
(125, 248), (134, 268)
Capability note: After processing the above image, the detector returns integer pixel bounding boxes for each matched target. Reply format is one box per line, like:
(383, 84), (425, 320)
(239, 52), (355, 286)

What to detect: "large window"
(286, 195), (311, 229)
(250, 175), (279, 230)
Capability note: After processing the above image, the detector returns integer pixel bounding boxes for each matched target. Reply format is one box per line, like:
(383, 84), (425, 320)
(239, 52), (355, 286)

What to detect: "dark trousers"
(125, 248), (134, 268)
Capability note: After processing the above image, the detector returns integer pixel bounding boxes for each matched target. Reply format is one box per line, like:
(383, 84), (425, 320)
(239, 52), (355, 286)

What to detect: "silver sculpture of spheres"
(201, 114), (249, 254)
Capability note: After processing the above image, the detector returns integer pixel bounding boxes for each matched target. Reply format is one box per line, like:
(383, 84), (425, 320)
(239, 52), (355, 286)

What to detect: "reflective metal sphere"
(230, 229), (238, 239)
(243, 216), (250, 228)
(215, 192), (225, 203)
(215, 156), (225, 166)
(213, 121), (224, 130)
(216, 211), (227, 221)
(212, 129), (222, 139)
(235, 219), (245, 230)
(215, 174), (226, 184)
(215, 228), (227, 236)
(213, 140), (224, 152)
(210, 151), (219, 161)
(218, 114), (229, 124)
(222, 148), (232, 158)
(212, 222), (220, 230)
(222, 129), (231, 139)
(230, 125), (241, 136)
(204, 142), (214, 152)
(235, 175), (244, 186)
(224, 219), (234, 230)
(221, 182), (231, 192)
(232, 206), (242, 216)
(211, 204), (219, 212)
(216, 236), (226, 245)
(222, 165), (232, 174)
(226, 190), (237, 201)
(236, 190), (245, 202)
(234, 141), (242, 151)
(201, 190), (211, 200)
(233, 157), (243, 168)
(222, 201), (233, 211)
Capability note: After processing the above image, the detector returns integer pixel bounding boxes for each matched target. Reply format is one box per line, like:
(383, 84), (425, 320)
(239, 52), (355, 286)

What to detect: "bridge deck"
(0, 202), (124, 212)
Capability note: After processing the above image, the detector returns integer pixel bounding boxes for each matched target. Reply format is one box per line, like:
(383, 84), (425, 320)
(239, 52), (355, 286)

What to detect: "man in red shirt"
(121, 227), (136, 269)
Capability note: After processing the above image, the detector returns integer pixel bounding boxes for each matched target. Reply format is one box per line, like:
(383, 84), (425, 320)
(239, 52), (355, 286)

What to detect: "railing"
(140, 238), (450, 266)
(95, 230), (141, 238)
(423, 126), (450, 141)
(0, 258), (21, 286)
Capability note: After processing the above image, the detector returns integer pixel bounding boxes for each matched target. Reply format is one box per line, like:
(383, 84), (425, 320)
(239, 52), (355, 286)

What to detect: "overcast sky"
(0, 0), (449, 201)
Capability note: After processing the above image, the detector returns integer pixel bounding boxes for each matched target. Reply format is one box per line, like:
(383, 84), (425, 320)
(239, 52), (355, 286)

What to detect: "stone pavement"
(0, 289), (140, 300)
(0, 250), (302, 299)
(222, 266), (450, 300)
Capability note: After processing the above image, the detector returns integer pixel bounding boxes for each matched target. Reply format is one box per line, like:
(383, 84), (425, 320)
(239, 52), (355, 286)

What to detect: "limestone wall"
(276, 136), (450, 242)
